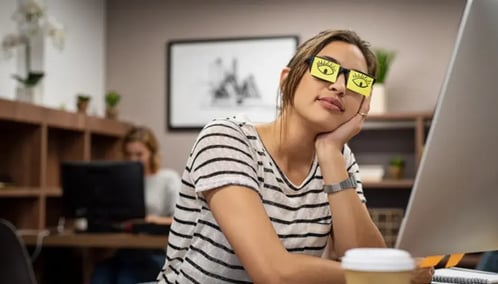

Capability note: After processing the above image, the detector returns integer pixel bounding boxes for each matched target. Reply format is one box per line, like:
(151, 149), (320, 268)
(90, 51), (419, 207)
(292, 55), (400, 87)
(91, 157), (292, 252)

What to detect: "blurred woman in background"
(91, 126), (181, 284)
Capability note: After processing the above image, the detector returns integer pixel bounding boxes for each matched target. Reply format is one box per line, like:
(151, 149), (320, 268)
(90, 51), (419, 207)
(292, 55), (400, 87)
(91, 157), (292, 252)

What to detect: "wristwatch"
(323, 173), (357, 194)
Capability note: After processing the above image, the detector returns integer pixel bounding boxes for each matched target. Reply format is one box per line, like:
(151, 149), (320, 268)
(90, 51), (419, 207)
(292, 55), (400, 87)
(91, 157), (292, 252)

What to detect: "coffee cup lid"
(341, 248), (415, 272)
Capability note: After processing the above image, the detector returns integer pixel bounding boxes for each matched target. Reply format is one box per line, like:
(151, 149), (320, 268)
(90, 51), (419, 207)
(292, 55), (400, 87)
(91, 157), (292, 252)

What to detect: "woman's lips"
(317, 97), (344, 112)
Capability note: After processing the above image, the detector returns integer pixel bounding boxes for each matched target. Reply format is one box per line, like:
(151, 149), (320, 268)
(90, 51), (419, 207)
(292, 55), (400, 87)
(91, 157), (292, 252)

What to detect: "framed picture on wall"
(167, 35), (299, 131)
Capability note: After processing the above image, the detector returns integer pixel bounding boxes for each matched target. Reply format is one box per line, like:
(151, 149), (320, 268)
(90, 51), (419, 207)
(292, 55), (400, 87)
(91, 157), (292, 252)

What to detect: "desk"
(21, 231), (168, 249)
(21, 231), (168, 284)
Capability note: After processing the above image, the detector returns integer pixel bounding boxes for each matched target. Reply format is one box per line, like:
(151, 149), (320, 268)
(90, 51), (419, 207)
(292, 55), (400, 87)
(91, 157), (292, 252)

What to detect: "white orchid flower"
(45, 16), (65, 50)
(1, 0), (65, 87)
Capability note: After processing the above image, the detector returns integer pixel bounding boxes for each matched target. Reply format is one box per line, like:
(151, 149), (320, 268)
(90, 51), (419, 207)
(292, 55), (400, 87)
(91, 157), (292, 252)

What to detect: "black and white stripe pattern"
(158, 116), (365, 283)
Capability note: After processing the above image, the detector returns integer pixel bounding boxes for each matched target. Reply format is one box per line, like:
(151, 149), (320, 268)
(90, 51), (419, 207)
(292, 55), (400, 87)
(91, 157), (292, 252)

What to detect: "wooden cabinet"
(349, 111), (432, 207)
(0, 98), (133, 231)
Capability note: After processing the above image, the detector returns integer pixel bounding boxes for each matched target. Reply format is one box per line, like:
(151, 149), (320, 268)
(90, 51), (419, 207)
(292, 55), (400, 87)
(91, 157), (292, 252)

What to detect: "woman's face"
(124, 141), (151, 174)
(289, 41), (369, 132)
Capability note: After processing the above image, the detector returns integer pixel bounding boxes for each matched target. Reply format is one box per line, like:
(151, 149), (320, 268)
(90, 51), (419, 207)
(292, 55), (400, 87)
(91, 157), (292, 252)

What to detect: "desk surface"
(21, 231), (168, 249)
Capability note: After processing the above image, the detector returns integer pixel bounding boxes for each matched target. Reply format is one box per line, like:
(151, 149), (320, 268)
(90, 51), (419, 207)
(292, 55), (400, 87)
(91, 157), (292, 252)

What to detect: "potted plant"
(105, 91), (121, 119)
(76, 94), (91, 114)
(375, 49), (396, 85)
(1, 0), (65, 104)
(388, 156), (405, 179)
(370, 48), (396, 114)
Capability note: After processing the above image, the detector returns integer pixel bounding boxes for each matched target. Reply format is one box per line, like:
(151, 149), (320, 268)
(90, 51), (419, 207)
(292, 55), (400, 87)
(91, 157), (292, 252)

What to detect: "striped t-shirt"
(158, 116), (365, 283)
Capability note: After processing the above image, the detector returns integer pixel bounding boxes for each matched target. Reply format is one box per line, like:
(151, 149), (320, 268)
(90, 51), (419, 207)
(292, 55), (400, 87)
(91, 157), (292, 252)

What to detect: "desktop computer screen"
(60, 160), (146, 233)
(395, 0), (498, 257)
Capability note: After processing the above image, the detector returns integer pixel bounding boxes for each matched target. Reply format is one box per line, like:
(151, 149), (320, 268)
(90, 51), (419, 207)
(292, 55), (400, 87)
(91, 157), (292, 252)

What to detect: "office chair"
(0, 219), (38, 284)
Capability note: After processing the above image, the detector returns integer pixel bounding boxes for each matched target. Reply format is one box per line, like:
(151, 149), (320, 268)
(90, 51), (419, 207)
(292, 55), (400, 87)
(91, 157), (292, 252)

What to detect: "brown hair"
(122, 126), (160, 174)
(280, 29), (377, 114)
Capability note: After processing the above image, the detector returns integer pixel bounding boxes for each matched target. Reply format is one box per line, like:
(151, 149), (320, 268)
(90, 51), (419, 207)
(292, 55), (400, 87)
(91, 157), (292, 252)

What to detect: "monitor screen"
(395, 0), (498, 257)
(60, 160), (146, 232)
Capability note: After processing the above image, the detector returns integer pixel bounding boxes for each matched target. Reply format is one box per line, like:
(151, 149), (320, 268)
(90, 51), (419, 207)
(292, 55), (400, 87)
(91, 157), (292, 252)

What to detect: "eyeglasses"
(306, 56), (375, 97)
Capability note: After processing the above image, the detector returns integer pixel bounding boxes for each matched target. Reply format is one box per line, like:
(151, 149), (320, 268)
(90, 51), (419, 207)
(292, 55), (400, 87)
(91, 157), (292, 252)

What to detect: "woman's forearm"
(327, 190), (386, 256)
(319, 151), (386, 256)
(145, 215), (173, 225)
(261, 252), (346, 284)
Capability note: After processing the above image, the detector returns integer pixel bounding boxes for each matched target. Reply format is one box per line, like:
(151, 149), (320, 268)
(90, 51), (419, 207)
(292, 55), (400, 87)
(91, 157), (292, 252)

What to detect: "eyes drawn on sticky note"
(310, 57), (339, 83)
(346, 70), (373, 97)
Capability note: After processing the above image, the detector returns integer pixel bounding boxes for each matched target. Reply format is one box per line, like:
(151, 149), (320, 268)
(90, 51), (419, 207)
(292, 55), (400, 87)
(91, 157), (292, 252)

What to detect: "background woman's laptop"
(395, 0), (498, 258)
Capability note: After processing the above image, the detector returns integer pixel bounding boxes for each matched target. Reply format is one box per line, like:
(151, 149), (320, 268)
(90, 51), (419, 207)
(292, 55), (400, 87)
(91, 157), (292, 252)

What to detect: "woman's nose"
(327, 73), (346, 95)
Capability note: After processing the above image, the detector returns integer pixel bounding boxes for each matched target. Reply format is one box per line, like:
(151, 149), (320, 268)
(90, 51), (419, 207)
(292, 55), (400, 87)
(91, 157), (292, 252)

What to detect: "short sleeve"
(160, 169), (181, 216)
(187, 119), (260, 194)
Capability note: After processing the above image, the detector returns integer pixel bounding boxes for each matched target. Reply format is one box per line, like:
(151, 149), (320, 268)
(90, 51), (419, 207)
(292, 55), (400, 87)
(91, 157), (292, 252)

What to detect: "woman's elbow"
(249, 260), (295, 284)
(252, 272), (293, 284)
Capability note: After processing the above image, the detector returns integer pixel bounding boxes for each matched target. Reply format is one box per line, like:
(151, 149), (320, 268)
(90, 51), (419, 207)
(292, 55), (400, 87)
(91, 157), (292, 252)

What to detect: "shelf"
(363, 112), (432, 130)
(0, 98), (134, 230)
(366, 111), (433, 121)
(363, 179), (414, 189)
(44, 187), (62, 197)
(86, 116), (132, 136)
(0, 98), (44, 124)
(0, 98), (132, 135)
(45, 109), (86, 130)
(21, 231), (168, 249)
(0, 187), (41, 197)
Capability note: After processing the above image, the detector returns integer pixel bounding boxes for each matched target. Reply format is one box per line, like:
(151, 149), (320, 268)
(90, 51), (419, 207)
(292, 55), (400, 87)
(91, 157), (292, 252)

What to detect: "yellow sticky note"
(445, 253), (465, 268)
(310, 57), (339, 83)
(346, 70), (373, 97)
(419, 255), (445, 268)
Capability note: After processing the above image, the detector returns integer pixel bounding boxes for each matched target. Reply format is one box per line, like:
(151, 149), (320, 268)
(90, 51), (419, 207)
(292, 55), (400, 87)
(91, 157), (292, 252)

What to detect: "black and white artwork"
(167, 36), (298, 130)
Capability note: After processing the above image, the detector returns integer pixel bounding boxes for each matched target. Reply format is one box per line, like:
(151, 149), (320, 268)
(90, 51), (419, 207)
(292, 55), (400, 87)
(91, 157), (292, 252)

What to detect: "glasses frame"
(305, 56), (376, 96)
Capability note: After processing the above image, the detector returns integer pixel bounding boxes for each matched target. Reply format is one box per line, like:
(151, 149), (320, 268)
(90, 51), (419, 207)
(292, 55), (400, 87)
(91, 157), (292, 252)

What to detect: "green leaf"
(389, 156), (405, 167)
(12, 72), (44, 87)
(77, 94), (91, 102)
(105, 91), (121, 107)
(375, 49), (396, 84)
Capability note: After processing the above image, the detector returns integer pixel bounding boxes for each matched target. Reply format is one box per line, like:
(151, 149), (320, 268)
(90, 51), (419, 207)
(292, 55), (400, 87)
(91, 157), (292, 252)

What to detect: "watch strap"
(323, 173), (357, 194)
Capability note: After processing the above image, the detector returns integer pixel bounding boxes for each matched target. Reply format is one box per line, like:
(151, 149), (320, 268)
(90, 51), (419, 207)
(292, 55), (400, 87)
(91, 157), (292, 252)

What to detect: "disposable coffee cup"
(341, 248), (415, 284)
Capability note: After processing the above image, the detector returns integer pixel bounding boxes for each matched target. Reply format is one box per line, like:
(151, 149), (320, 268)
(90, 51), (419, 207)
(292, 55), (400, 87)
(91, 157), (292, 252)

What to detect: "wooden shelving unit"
(350, 111), (433, 193)
(363, 179), (414, 189)
(0, 98), (133, 231)
(349, 111), (433, 210)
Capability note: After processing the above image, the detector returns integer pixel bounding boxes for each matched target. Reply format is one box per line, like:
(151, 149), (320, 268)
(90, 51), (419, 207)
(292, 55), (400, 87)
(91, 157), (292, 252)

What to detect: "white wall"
(107, 0), (467, 174)
(0, 0), (18, 99)
(0, 0), (469, 173)
(0, 0), (105, 115)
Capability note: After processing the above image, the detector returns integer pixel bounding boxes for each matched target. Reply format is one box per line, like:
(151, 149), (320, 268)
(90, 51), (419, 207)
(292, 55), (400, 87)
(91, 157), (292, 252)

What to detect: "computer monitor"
(395, 0), (498, 257)
(60, 160), (146, 232)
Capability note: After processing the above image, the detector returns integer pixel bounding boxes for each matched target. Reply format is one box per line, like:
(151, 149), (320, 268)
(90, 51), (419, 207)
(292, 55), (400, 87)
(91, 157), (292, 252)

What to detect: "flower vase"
(105, 106), (119, 120)
(388, 165), (404, 179)
(370, 84), (387, 114)
(16, 84), (43, 104)
(77, 101), (89, 114)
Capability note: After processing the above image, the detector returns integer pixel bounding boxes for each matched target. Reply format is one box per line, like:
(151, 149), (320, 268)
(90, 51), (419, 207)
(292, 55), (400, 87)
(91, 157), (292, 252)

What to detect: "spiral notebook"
(432, 267), (498, 284)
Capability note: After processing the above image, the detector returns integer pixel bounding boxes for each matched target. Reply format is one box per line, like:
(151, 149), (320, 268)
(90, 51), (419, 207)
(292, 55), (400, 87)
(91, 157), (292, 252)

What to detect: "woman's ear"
(280, 67), (291, 84)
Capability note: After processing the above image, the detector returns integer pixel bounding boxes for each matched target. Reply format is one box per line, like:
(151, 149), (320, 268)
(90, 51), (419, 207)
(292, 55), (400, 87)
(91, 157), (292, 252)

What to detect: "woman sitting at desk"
(91, 126), (181, 284)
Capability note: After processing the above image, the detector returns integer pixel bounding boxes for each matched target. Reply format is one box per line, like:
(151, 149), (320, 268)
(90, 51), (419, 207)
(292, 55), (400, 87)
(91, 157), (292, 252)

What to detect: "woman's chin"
(318, 123), (340, 134)
(322, 117), (349, 132)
